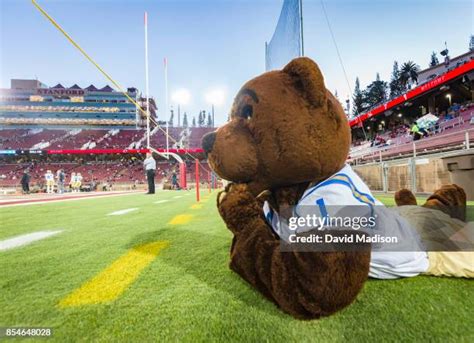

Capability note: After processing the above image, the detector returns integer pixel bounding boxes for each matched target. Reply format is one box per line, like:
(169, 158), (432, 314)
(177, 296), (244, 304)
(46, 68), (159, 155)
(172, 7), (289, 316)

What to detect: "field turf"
(0, 191), (473, 342)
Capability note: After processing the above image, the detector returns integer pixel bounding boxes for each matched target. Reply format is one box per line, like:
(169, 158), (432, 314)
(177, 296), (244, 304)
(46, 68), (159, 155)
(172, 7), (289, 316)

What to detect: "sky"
(0, 0), (472, 125)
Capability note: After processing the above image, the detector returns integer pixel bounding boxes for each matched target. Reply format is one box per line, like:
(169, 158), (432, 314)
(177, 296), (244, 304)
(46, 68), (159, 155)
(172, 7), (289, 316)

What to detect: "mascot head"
(202, 57), (350, 194)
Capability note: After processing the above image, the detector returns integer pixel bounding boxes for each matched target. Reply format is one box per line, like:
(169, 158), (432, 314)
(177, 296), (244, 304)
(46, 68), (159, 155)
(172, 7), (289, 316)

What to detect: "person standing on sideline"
(20, 169), (30, 194)
(143, 153), (156, 194)
(69, 172), (76, 192)
(75, 173), (83, 192)
(57, 169), (65, 194)
(45, 169), (54, 193)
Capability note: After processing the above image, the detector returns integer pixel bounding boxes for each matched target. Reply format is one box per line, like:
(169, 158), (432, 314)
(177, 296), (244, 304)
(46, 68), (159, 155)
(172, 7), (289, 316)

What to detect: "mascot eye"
(241, 104), (253, 119)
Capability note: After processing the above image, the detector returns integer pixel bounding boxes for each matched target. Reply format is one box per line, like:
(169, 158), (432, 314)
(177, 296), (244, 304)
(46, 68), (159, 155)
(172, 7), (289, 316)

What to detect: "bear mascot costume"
(202, 57), (472, 320)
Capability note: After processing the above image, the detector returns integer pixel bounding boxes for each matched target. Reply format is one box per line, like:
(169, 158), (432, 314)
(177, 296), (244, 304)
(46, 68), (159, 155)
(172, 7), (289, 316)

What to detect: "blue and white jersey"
(263, 164), (429, 279)
(45, 172), (54, 181)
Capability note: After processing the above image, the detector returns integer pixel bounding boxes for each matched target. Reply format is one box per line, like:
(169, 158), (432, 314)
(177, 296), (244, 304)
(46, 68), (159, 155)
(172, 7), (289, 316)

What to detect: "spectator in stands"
(411, 122), (421, 141)
(451, 103), (461, 113)
(143, 153), (156, 194)
(20, 169), (30, 194)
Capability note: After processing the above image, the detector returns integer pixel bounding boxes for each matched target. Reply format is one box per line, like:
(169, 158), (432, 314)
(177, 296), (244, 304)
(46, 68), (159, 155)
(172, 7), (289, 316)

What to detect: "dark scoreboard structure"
(0, 148), (205, 156)
(0, 149), (46, 156)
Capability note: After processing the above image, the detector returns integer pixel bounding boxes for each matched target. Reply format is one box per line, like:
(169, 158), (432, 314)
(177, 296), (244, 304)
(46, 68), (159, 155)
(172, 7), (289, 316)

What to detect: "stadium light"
(205, 89), (226, 127)
(171, 89), (191, 105)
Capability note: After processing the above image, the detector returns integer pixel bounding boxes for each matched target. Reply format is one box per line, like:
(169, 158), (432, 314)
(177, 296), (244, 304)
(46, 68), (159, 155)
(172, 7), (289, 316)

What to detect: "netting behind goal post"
(265, 0), (303, 71)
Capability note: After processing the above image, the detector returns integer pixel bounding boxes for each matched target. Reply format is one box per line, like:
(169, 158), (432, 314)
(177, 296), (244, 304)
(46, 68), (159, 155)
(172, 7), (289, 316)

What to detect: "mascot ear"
(283, 57), (326, 108)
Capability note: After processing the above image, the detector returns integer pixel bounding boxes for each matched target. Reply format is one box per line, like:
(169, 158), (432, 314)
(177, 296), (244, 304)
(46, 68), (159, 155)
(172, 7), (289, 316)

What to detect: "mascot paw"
(395, 189), (418, 206)
(424, 184), (466, 221)
(217, 183), (262, 233)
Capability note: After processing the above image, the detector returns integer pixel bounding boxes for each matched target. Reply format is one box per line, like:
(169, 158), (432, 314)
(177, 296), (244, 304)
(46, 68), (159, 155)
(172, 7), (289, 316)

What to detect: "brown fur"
(207, 58), (350, 195)
(395, 185), (467, 221)
(395, 189), (418, 206)
(205, 58), (370, 319)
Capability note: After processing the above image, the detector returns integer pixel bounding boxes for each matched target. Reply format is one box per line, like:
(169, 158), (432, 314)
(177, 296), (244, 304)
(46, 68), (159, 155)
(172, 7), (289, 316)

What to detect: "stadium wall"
(352, 150), (464, 194)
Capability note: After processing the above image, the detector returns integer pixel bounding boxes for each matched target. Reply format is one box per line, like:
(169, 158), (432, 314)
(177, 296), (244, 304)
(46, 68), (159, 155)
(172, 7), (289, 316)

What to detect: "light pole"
(205, 89), (226, 127)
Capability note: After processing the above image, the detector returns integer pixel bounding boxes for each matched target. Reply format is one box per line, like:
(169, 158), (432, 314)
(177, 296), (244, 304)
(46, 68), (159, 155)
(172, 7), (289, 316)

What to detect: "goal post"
(179, 162), (187, 189)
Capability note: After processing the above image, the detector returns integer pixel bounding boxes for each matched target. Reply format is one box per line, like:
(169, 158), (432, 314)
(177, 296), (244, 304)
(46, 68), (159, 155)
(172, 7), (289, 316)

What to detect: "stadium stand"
(349, 104), (474, 161)
(0, 159), (212, 189)
(0, 124), (216, 191)
(0, 129), (68, 149)
(48, 129), (109, 149)
(0, 127), (216, 151)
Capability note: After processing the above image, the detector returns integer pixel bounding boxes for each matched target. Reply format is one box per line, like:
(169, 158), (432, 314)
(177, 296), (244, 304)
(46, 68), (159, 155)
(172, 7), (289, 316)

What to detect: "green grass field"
(1, 191), (473, 342)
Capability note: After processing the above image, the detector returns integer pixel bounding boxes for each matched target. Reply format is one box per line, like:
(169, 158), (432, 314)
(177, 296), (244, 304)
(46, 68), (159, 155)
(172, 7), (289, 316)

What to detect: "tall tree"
(429, 51), (439, 67)
(198, 111), (205, 127)
(364, 73), (387, 108)
(192, 116), (196, 127)
(399, 61), (420, 90)
(182, 112), (188, 127)
(352, 77), (365, 116)
(389, 61), (404, 98)
(207, 113), (212, 127)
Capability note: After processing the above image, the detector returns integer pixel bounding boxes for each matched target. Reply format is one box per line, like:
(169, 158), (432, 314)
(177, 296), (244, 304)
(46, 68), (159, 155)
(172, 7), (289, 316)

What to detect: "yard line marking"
(59, 241), (169, 307)
(0, 230), (62, 252)
(107, 208), (138, 216)
(190, 204), (202, 209)
(154, 200), (170, 204)
(168, 214), (193, 225)
(173, 195), (183, 199)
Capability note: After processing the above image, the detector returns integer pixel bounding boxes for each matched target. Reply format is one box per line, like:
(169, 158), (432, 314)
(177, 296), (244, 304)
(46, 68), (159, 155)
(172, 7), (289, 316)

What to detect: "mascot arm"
(218, 184), (370, 320)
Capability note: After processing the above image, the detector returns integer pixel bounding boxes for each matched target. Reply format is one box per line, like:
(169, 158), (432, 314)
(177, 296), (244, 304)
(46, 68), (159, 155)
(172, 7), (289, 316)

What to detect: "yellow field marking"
(59, 241), (169, 307)
(190, 204), (203, 209)
(168, 214), (193, 225)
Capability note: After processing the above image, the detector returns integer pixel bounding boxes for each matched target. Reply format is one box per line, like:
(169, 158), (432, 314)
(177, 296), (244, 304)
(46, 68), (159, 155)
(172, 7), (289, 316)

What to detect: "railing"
(350, 128), (474, 164)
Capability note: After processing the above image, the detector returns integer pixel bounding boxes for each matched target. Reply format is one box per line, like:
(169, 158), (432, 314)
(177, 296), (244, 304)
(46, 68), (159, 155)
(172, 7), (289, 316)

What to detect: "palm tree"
(399, 61), (420, 90)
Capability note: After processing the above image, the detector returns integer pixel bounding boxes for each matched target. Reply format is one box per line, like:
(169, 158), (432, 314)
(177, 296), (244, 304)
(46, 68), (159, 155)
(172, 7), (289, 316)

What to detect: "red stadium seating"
(0, 126), (216, 190)
(349, 106), (474, 162)
(0, 160), (214, 188)
(48, 130), (109, 149)
(0, 126), (214, 151)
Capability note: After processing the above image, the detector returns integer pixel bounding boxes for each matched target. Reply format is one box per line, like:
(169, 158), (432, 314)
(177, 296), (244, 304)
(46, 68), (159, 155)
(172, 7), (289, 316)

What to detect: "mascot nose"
(202, 132), (217, 153)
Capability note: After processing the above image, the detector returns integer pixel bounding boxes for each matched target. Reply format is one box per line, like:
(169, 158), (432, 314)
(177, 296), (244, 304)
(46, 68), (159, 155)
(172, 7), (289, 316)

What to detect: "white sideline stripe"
(0, 230), (63, 252)
(173, 196), (183, 199)
(0, 191), (141, 208)
(107, 208), (138, 216)
(154, 200), (169, 204)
